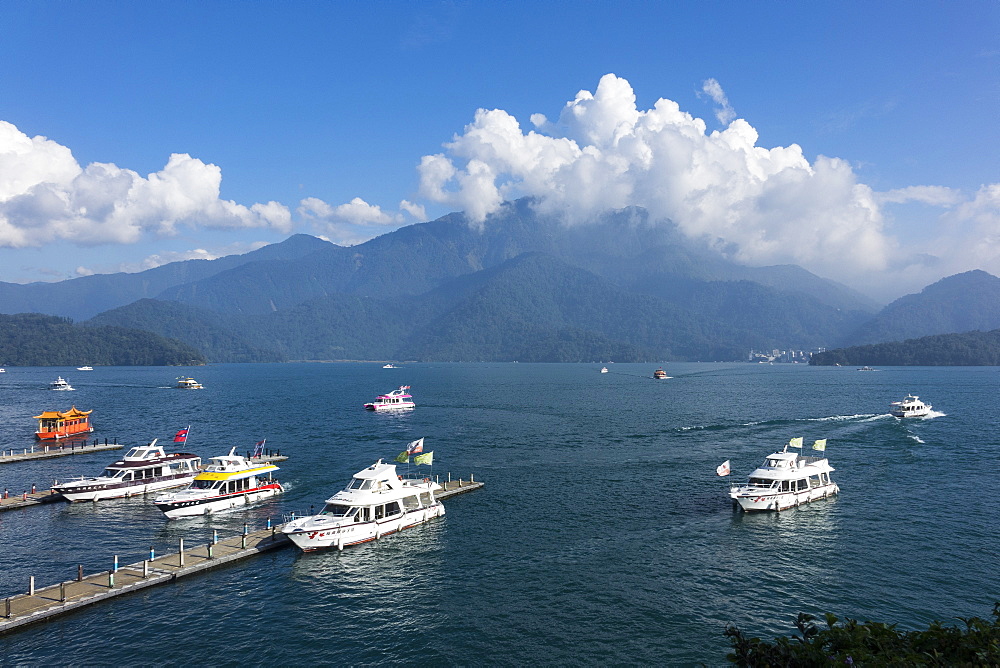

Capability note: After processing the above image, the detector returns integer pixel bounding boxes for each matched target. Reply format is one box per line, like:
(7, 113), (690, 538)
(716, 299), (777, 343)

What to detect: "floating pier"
(0, 489), (62, 513)
(0, 440), (121, 465)
(0, 474), (484, 634)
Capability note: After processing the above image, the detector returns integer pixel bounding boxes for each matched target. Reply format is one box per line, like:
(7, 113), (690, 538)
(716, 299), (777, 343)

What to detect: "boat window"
(347, 478), (373, 491)
(748, 477), (771, 487)
(419, 492), (432, 506)
(384, 501), (401, 517)
(402, 495), (419, 511)
(103, 468), (118, 477)
(358, 507), (370, 522)
(374, 504), (385, 520)
(125, 448), (142, 458)
(193, 480), (214, 489)
(321, 504), (355, 517)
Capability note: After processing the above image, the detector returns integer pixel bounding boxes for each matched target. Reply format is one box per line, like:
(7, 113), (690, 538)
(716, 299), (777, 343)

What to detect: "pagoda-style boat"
(35, 406), (94, 440)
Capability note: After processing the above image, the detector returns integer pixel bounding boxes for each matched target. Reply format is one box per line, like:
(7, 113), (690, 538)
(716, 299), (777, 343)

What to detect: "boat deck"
(0, 474), (484, 634)
(0, 441), (122, 465)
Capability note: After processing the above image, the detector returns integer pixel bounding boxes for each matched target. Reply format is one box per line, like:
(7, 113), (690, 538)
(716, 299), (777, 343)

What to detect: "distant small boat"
(857, 366), (875, 371)
(50, 377), (74, 391)
(890, 394), (931, 418)
(653, 368), (667, 379)
(175, 377), (204, 390)
(600, 367), (609, 374)
(383, 363), (397, 369)
(0, 368), (6, 373)
(77, 366), (94, 371)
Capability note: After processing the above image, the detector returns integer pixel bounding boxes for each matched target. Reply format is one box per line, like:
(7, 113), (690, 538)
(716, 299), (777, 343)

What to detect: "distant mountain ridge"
(9, 198), (995, 363)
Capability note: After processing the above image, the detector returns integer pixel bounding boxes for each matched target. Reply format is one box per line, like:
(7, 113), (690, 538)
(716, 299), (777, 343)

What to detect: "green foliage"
(0, 313), (205, 366)
(812, 329), (1000, 366)
(724, 604), (1000, 666)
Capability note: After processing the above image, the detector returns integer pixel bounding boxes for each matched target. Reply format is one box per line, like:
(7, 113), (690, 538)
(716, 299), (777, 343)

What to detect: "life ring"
(423, 478), (430, 483)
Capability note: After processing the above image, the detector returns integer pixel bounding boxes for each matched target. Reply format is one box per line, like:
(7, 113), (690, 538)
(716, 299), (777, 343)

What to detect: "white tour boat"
(175, 377), (204, 389)
(50, 376), (74, 391)
(283, 459), (445, 552)
(382, 363), (397, 369)
(600, 367), (609, 373)
(729, 440), (839, 512)
(653, 368), (667, 379)
(153, 447), (283, 518)
(890, 394), (932, 418)
(53, 440), (202, 502)
(77, 366), (94, 371)
(364, 385), (415, 411)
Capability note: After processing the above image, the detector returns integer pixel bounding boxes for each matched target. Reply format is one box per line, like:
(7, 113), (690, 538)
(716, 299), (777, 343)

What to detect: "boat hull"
(284, 504), (445, 552)
(36, 424), (94, 440)
(364, 402), (415, 411)
(156, 484), (283, 518)
(731, 483), (839, 512)
(55, 474), (198, 502)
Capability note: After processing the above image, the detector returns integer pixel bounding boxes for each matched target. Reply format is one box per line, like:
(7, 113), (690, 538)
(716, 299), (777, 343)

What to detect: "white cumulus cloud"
(296, 196), (425, 245)
(0, 121), (292, 249)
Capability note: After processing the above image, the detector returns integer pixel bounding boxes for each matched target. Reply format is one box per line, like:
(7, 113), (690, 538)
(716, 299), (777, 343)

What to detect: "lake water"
(1, 362), (998, 664)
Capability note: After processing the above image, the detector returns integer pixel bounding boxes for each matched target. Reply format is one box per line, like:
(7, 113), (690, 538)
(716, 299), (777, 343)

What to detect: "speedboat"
(729, 440), (839, 512)
(53, 440), (202, 502)
(50, 376), (74, 391)
(600, 367), (609, 373)
(283, 459), (445, 552)
(175, 377), (204, 389)
(382, 363), (397, 369)
(653, 368), (667, 379)
(35, 406), (94, 440)
(364, 385), (414, 411)
(890, 394), (931, 418)
(77, 366), (94, 371)
(153, 447), (282, 518)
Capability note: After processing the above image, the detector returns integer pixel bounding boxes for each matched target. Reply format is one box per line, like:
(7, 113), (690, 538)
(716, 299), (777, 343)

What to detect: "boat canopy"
(34, 406), (92, 420)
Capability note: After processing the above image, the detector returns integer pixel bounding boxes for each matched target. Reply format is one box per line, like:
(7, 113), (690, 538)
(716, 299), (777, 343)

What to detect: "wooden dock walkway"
(0, 489), (62, 513)
(0, 441), (121, 465)
(0, 526), (290, 634)
(0, 474), (484, 634)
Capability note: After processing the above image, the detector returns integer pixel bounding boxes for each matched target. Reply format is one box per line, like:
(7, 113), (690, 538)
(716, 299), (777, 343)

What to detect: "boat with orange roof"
(34, 406), (95, 440)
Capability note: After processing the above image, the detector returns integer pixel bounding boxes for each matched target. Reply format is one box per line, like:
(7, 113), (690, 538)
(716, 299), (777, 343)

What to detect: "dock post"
(22, 491), (27, 501)
(212, 529), (218, 545)
(113, 555), (119, 573)
(31, 484), (36, 494)
(448, 472), (451, 483)
(77, 565), (83, 582)
(5, 597), (10, 618)
(242, 523), (249, 547)
(207, 543), (214, 559)
(149, 546), (155, 562)
(178, 538), (184, 566)
(28, 576), (34, 596)
(108, 571), (114, 588)
(142, 560), (149, 578)
(471, 473), (475, 483)
(271, 525), (276, 542)
(243, 522), (249, 536)
(60, 582), (66, 602)
(266, 517), (272, 530)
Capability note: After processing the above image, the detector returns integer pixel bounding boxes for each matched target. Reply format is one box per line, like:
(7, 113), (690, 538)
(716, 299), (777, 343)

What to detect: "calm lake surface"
(1, 362), (998, 664)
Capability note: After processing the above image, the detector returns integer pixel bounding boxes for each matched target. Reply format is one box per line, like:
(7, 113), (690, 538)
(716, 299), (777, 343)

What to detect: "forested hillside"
(0, 313), (205, 366)
(811, 329), (1000, 366)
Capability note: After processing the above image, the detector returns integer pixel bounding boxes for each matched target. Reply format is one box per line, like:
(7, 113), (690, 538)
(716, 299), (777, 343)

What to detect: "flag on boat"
(401, 385), (411, 390)
(252, 439), (265, 458)
(414, 451), (434, 466)
(788, 437), (803, 448)
(716, 460), (731, 476)
(812, 439), (827, 451)
(407, 438), (424, 454)
(395, 451), (410, 463)
(173, 427), (189, 444)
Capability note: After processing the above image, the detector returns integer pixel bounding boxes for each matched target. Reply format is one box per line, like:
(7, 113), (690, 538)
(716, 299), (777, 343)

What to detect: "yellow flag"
(788, 437), (803, 448)
(812, 439), (827, 451)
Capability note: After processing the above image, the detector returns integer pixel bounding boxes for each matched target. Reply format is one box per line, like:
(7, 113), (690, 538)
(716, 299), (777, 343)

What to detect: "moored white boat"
(50, 376), (74, 391)
(890, 394), (931, 418)
(364, 385), (414, 411)
(728, 438), (839, 512)
(283, 459), (444, 552)
(53, 440), (202, 502)
(153, 447), (282, 518)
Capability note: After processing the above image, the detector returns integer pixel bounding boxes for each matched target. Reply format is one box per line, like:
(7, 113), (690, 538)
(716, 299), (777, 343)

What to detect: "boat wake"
(923, 410), (947, 419)
(677, 413), (886, 433)
(908, 434), (926, 444)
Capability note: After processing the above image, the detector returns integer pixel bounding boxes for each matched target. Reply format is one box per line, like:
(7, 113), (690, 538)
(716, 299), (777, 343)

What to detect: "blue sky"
(1, 1), (998, 301)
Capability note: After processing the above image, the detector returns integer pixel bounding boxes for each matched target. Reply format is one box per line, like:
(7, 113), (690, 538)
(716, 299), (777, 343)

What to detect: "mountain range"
(2, 199), (999, 363)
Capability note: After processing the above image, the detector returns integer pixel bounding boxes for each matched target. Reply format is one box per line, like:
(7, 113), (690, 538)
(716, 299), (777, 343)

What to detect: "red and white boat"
(364, 386), (415, 411)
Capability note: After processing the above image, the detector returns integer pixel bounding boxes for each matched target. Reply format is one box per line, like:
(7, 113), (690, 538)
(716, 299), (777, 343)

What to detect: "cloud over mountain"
(415, 74), (1000, 296)
(0, 121), (292, 248)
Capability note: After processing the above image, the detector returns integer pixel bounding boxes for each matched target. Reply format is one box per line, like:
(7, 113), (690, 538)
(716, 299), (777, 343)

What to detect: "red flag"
(173, 427), (189, 443)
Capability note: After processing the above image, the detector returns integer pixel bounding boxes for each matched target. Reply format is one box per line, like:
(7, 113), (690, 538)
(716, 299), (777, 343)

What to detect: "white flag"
(716, 460), (731, 476)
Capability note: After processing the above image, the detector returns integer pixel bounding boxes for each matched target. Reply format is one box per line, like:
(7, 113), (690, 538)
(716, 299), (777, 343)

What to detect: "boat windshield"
(748, 477), (776, 488)
(192, 479), (218, 489)
(346, 478), (374, 491)
(104, 469), (129, 478)
(321, 503), (356, 517)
